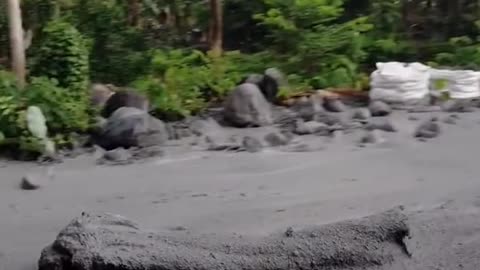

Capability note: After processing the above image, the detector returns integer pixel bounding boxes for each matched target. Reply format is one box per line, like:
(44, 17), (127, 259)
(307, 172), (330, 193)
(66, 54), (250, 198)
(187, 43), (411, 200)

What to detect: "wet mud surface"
(3, 109), (480, 269)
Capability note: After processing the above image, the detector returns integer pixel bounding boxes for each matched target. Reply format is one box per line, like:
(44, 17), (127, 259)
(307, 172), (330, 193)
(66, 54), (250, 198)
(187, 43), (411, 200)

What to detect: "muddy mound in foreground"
(38, 209), (409, 270)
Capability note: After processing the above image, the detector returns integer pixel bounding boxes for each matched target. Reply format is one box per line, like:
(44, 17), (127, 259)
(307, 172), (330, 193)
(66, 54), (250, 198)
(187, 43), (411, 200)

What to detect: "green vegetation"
(1, 0), (480, 157)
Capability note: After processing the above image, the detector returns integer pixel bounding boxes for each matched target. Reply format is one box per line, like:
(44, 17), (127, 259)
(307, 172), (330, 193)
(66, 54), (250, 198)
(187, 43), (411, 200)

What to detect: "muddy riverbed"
(2, 110), (480, 269)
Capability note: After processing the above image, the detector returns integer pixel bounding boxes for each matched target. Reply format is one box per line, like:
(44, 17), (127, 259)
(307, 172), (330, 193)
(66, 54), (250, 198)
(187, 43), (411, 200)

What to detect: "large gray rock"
(97, 107), (168, 150)
(102, 90), (150, 118)
(38, 209), (409, 270)
(224, 83), (273, 127)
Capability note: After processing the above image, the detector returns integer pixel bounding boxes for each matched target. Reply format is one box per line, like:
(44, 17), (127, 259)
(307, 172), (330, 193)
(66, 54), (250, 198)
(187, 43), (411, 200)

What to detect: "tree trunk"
(7, 0), (26, 88)
(127, 0), (141, 28)
(209, 0), (223, 57)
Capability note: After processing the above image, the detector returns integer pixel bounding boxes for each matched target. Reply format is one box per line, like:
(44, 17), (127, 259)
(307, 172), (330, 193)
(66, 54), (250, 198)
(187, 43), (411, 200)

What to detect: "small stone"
(324, 98), (346, 113)
(352, 108), (371, 121)
(103, 148), (131, 162)
(443, 115), (457, 125)
(316, 112), (348, 128)
(285, 227), (294, 237)
(360, 130), (385, 144)
(21, 174), (44, 190)
(264, 132), (289, 147)
(286, 143), (317, 152)
(414, 118), (441, 139)
(408, 116), (419, 121)
(429, 91), (443, 106)
(242, 136), (263, 153)
(294, 119), (329, 135)
(442, 99), (475, 113)
(331, 130), (344, 140)
(132, 146), (164, 159)
(366, 118), (398, 132)
(408, 106), (442, 113)
(291, 95), (324, 121)
(369, 101), (392, 117)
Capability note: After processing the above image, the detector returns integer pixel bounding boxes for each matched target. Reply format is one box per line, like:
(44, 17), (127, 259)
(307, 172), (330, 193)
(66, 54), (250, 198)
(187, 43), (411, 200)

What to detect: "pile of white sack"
(369, 62), (480, 103)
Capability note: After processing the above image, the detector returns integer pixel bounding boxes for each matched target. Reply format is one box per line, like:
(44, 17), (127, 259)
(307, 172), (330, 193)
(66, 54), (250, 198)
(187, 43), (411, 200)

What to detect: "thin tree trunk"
(209, 0), (223, 57)
(7, 0), (26, 88)
(127, 0), (141, 28)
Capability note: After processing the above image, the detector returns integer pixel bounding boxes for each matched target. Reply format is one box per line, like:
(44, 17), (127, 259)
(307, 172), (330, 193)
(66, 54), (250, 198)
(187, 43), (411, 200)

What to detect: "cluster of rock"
(84, 67), (480, 166)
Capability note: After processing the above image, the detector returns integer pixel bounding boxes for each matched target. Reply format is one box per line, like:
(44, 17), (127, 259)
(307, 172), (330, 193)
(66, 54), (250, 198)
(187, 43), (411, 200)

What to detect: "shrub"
(30, 20), (89, 92)
(0, 71), (90, 156)
(254, 0), (373, 89)
(133, 49), (243, 118)
(432, 37), (480, 69)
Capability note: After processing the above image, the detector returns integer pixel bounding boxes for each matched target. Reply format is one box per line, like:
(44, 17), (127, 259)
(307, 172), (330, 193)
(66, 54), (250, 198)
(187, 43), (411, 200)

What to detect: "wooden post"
(7, 0), (26, 89)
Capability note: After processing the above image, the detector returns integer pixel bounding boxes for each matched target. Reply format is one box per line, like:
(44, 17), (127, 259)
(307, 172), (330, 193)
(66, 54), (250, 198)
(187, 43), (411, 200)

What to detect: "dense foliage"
(1, 0), (479, 156)
(0, 71), (89, 156)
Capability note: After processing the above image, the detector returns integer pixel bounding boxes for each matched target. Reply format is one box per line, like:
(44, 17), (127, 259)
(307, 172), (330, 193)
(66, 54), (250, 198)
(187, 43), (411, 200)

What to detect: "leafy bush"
(23, 77), (90, 133)
(0, 71), (90, 156)
(133, 49), (243, 118)
(30, 20), (89, 92)
(432, 37), (480, 69)
(254, 0), (373, 89)
(64, 0), (151, 85)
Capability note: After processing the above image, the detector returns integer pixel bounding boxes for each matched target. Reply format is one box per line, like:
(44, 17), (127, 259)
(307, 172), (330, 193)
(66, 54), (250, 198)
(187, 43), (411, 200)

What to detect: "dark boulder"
(96, 107), (168, 150)
(102, 89), (150, 118)
(223, 83), (273, 127)
(239, 69), (285, 104)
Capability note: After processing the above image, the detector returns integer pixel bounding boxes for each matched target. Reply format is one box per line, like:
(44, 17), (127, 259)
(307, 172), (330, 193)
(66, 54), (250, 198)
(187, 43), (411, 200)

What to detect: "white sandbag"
(429, 69), (480, 99)
(369, 62), (430, 103)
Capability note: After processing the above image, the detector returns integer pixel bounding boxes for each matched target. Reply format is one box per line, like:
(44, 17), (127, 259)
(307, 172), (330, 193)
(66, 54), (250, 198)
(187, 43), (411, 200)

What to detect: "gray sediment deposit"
(3, 103), (480, 270)
(39, 209), (410, 270)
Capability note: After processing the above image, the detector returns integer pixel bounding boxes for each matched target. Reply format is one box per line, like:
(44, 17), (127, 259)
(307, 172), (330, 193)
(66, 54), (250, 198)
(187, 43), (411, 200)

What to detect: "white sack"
(430, 69), (480, 99)
(369, 62), (430, 103)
